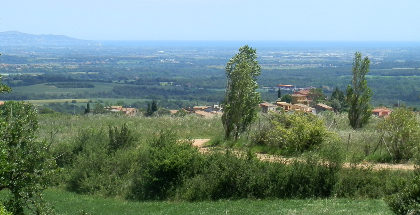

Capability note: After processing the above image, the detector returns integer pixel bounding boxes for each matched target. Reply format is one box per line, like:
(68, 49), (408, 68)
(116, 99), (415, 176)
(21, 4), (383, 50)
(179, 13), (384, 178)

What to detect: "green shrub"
(377, 108), (420, 162)
(334, 168), (409, 198)
(108, 123), (135, 153)
(129, 130), (202, 200)
(64, 127), (136, 197)
(253, 112), (331, 154)
(177, 151), (341, 201)
(387, 171), (420, 215)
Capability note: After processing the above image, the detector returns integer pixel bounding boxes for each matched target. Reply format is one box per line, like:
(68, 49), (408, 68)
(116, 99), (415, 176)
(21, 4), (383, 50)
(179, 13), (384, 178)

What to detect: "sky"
(0, 0), (419, 41)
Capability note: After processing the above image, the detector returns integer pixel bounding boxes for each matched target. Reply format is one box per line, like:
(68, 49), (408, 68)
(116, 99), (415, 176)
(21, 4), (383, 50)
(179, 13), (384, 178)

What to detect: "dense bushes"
(334, 167), (409, 198)
(53, 122), (411, 203)
(253, 112), (331, 154)
(129, 132), (202, 200)
(377, 108), (420, 162)
(60, 127), (136, 197)
(178, 152), (341, 201)
(387, 170), (420, 215)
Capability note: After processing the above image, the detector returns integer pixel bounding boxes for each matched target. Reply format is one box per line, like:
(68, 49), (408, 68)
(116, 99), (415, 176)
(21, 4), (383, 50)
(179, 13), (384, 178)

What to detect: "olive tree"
(222, 45), (261, 140)
(347, 52), (372, 129)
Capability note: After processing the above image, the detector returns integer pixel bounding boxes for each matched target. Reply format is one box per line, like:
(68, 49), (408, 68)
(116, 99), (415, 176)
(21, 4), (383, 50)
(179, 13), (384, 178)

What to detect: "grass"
(37, 114), (223, 144)
(36, 189), (392, 215)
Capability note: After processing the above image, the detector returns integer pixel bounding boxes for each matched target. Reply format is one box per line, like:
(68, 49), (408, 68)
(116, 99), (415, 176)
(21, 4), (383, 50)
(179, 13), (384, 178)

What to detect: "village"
(103, 84), (393, 118)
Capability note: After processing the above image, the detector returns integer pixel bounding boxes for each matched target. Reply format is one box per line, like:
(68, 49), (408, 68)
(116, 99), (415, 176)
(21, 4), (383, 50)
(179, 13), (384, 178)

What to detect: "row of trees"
(222, 47), (373, 139)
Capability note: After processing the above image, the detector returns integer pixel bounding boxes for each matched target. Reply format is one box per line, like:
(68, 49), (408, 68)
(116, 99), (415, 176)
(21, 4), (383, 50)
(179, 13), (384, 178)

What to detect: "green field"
(25, 99), (90, 104)
(40, 189), (392, 215)
(13, 82), (118, 95)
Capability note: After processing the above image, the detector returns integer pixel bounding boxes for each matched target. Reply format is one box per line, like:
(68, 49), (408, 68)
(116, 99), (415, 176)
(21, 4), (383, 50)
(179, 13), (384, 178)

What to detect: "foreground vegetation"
(0, 189), (392, 215)
(1, 105), (419, 213)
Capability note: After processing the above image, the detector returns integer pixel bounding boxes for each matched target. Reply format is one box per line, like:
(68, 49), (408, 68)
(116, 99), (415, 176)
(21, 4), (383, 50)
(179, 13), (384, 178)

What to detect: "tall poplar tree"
(222, 45), (261, 140)
(347, 52), (372, 129)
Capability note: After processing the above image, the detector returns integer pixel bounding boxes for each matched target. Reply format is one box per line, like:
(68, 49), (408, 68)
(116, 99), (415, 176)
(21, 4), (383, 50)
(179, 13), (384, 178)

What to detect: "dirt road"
(192, 139), (415, 171)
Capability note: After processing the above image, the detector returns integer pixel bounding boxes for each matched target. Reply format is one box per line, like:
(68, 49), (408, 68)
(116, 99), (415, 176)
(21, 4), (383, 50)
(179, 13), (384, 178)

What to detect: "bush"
(64, 127), (136, 197)
(377, 108), (420, 162)
(0, 203), (12, 215)
(253, 112), (331, 154)
(108, 123), (135, 153)
(176, 151), (341, 201)
(387, 171), (420, 215)
(129, 130), (202, 200)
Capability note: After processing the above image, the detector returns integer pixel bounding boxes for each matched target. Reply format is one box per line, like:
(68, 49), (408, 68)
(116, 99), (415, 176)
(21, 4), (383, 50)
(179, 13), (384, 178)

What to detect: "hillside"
(0, 31), (99, 47)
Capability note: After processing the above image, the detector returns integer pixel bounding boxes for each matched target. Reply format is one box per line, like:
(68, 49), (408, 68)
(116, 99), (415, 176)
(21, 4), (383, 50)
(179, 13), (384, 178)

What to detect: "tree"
(108, 123), (134, 153)
(145, 101), (158, 116)
(347, 52), (372, 129)
(222, 45), (261, 140)
(92, 102), (105, 114)
(277, 88), (282, 99)
(151, 100), (158, 113)
(280, 94), (292, 103)
(84, 102), (91, 114)
(330, 87), (346, 113)
(308, 88), (325, 105)
(0, 102), (56, 214)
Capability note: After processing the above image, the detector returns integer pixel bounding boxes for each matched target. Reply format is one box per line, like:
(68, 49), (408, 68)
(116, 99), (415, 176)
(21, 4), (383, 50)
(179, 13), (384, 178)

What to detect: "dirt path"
(192, 139), (415, 171)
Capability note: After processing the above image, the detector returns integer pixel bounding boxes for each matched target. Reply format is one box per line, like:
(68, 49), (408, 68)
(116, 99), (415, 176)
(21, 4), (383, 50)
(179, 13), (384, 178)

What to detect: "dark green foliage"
(222, 45), (261, 140)
(92, 103), (106, 114)
(151, 100), (158, 113)
(84, 102), (90, 114)
(37, 106), (57, 114)
(277, 88), (281, 99)
(108, 123), (134, 153)
(347, 52), (372, 129)
(0, 101), (56, 214)
(129, 131), (202, 200)
(177, 152), (341, 201)
(330, 87), (347, 113)
(387, 171), (420, 215)
(334, 167), (408, 199)
(145, 100), (158, 116)
(280, 94), (292, 103)
(65, 128), (135, 196)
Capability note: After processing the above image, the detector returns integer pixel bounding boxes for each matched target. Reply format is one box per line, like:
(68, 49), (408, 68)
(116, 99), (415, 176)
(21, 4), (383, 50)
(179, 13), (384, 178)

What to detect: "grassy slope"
(38, 114), (223, 144)
(45, 189), (392, 215)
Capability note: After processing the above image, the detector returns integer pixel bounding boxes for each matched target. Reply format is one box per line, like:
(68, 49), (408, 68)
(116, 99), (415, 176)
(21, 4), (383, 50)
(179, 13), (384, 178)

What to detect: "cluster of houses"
(260, 88), (331, 114)
(104, 104), (223, 118)
(105, 106), (138, 116)
(260, 87), (393, 117)
(170, 104), (223, 118)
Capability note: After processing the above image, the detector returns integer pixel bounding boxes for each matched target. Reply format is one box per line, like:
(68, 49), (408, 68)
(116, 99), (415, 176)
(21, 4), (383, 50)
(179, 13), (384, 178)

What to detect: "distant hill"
(0, 31), (99, 47)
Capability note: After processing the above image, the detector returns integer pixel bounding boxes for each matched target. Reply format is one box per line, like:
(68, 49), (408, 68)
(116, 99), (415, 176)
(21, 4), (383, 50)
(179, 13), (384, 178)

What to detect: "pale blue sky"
(0, 0), (419, 41)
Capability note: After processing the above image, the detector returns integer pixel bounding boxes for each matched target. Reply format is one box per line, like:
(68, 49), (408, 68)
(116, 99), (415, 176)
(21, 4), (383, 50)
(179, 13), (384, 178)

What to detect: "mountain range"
(0, 31), (99, 47)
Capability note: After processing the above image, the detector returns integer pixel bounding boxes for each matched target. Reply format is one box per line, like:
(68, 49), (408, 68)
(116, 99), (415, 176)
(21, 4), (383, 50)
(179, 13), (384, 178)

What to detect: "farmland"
(1, 42), (420, 113)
